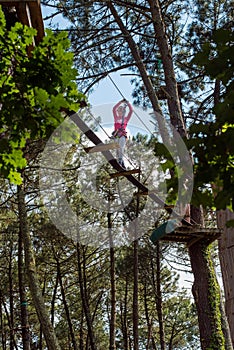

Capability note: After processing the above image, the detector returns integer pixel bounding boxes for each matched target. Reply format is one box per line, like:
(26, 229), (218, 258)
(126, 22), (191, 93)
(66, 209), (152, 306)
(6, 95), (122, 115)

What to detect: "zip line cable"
(83, 100), (138, 169)
(78, 108), (134, 168)
(77, 73), (161, 172)
(107, 74), (156, 138)
(86, 106), (111, 140)
(84, 73), (156, 168)
(107, 74), (126, 100)
(85, 109), (136, 168)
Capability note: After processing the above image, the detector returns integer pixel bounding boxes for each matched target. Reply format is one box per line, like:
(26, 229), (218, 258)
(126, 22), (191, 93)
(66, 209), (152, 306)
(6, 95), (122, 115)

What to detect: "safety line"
(107, 74), (156, 137)
(85, 101), (137, 169)
(107, 74), (126, 99)
(86, 106), (111, 140)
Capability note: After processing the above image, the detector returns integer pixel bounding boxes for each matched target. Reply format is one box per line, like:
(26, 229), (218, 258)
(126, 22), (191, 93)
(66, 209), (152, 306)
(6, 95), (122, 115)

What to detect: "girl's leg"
(117, 136), (126, 167)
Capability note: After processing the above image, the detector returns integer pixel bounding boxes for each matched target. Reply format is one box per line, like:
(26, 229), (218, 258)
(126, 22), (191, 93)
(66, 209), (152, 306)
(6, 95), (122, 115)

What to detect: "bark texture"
(217, 209), (234, 347)
(17, 185), (61, 350)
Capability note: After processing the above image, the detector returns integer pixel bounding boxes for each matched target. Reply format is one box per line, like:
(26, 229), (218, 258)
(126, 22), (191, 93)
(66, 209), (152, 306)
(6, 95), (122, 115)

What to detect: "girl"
(112, 99), (133, 169)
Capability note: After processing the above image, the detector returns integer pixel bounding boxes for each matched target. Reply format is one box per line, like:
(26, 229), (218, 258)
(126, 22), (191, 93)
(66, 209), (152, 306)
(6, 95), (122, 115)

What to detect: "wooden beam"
(175, 227), (221, 235)
(84, 143), (119, 153)
(161, 226), (222, 245)
(27, 0), (44, 43)
(133, 189), (170, 196)
(68, 110), (192, 227)
(109, 169), (141, 178)
(16, 1), (30, 27)
(1, 0), (45, 44)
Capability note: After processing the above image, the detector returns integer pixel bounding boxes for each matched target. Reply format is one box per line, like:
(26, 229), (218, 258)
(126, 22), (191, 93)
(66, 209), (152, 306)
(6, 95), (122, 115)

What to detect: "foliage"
(0, 6), (85, 184)
(1, 1), (231, 349)
(202, 244), (225, 349)
(188, 28), (234, 211)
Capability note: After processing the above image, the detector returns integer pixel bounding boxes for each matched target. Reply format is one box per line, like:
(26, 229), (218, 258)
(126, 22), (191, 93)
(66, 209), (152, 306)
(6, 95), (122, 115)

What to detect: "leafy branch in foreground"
(0, 6), (85, 184)
(188, 28), (234, 211)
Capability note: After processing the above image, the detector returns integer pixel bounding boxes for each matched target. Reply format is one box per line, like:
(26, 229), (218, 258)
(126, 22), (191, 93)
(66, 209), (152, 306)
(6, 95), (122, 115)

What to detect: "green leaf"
(2, 149), (27, 169)
(34, 87), (49, 106)
(0, 6), (86, 183)
(8, 170), (23, 185)
(0, 5), (6, 35)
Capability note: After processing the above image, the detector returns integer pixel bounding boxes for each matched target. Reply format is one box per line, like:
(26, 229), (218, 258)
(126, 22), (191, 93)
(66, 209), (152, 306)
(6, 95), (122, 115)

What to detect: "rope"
(86, 107), (111, 140)
(108, 74), (126, 99)
(107, 74), (155, 138)
(83, 100), (138, 169)
(79, 73), (158, 170)
(106, 74), (157, 168)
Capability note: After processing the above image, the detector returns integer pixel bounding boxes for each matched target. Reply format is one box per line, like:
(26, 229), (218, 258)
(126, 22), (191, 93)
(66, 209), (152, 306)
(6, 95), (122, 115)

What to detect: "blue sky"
(41, 5), (133, 105)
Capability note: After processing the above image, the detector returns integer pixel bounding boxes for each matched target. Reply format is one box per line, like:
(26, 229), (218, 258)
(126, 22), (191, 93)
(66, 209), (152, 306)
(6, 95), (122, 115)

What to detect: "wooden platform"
(134, 189), (162, 196)
(162, 225), (222, 247)
(84, 143), (119, 153)
(0, 0), (44, 44)
(109, 169), (141, 178)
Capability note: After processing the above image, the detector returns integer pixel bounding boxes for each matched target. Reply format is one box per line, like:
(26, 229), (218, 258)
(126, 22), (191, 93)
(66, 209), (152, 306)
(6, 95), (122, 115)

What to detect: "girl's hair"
(118, 104), (126, 116)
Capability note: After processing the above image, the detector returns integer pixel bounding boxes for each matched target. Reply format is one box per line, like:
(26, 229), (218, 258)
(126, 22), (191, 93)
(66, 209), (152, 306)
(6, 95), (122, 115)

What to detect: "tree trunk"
(133, 239), (139, 350)
(76, 243), (97, 350)
(56, 258), (78, 350)
(51, 273), (59, 326)
(144, 284), (151, 350)
(109, 245), (116, 350)
(18, 225), (31, 350)
(9, 245), (16, 350)
(79, 307), (85, 350)
(120, 276), (129, 350)
(2, 295), (18, 349)
(147, 0), (186, 136)
(0, 291), (7, 350)
(150, 242), (165, 350)
(155, 241), (166, 350)
(189, 206), (225, 350)
(217, 209), (234, 347)
(17, 185), (61, 350)
(220, 296), (233, 350)
(213, 79), (233, 349)
(108, 212), (116, 350)
(144, 281), (157, 350)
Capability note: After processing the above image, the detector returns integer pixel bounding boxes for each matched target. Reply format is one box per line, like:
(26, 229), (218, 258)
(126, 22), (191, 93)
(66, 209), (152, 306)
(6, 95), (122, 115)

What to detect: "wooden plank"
(67, 110), (192, 226)
(109, 169), (141, 178)
(187, 236), (205, 247)
(68, 110), (166, 205)
(174, 227), (221, 236)
(133, 189), (172, 197)
(84, 143), (119, 153)
(134, 190), (155, 196)
(161, 226), (222, 246)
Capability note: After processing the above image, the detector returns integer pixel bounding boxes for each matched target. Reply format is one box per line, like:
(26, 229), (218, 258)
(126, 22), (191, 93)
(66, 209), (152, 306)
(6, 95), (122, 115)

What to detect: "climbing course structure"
(67, 109), (222, 246)
(2, 1), (222, 246)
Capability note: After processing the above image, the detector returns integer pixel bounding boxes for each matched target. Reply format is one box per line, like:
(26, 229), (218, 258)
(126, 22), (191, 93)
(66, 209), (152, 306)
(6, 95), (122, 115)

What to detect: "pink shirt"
(113, 101), (133, 134)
